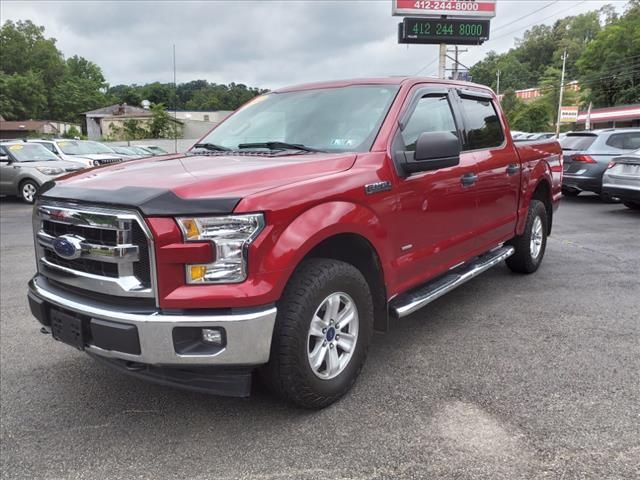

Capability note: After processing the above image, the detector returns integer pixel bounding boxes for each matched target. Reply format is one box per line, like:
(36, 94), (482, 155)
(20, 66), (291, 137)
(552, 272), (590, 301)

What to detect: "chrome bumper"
(29, 275), (277, 366)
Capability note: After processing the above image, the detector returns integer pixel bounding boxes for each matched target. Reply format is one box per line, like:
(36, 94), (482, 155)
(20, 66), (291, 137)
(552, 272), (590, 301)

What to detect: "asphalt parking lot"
(1, 195), (638, 480)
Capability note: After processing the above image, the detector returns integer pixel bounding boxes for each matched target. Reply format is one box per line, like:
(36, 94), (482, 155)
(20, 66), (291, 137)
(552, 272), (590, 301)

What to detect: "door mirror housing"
(0, 154), (11, 163)
(403, 131), (461, 174)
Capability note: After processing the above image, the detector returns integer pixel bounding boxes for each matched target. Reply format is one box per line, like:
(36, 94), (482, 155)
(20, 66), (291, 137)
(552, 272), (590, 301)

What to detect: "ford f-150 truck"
(28, 78), (562, 408)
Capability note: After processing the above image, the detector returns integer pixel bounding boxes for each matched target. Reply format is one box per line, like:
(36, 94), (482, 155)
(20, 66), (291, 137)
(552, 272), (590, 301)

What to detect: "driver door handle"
(460, 173), (478, 187)
(506, 164), (520, 176)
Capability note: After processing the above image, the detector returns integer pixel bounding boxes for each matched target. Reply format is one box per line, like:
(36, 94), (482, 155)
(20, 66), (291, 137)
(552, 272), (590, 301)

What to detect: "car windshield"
(196, 85), (400, 153)
(57, 140), (115, 155)
(146, 146), (167, 154)
(561, 134), (597, 151)
(5, 143), (59, 162)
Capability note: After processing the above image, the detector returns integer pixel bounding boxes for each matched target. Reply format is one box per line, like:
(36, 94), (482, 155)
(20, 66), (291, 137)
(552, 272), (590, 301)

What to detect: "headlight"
(36, 167), (64, 175)
(177, 214), (265, 284)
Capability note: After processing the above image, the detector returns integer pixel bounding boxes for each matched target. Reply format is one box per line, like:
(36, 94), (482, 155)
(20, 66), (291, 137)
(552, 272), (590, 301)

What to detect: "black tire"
(19, 179), (39, 204)
(562, 187), (580, 197)
(506, 199), (548, 274)
(624, 202), (640, 210)
(260, 258), (373, 409)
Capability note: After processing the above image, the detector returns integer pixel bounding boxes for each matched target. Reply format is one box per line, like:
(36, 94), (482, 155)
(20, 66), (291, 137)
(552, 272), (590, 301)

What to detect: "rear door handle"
(460, 173), (478, 187)
(506, 164), (520, 176)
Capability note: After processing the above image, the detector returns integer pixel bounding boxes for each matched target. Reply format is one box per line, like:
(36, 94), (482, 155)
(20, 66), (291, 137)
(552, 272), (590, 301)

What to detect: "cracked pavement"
(1, 194), (639, 479)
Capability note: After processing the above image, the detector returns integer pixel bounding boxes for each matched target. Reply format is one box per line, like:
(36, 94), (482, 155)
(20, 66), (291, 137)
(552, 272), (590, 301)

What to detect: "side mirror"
(0, 154), (11, 163)
(404, 131), (461, 174)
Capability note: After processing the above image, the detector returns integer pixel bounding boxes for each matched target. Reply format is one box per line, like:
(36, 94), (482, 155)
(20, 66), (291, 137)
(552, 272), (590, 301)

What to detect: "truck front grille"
(33, 202), (156, 300)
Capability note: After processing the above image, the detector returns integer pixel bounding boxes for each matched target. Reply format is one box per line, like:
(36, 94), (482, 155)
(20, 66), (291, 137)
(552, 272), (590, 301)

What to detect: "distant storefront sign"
(559, 106), (579, 124)
(392, 0), (498, 19)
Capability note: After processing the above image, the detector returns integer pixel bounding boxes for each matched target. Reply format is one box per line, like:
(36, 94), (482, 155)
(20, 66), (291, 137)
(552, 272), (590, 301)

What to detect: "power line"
(492, 0), (561, 33)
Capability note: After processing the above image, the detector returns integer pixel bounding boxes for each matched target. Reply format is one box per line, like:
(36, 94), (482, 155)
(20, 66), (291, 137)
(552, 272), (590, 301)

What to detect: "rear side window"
(401, 95), (457, 151)
(606, 133), (640, 150)
(561, 135), (597, 151)
(459, 97), (504, 150)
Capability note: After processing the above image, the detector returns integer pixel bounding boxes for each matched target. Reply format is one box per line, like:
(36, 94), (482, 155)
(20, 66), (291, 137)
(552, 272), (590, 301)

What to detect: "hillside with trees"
(470, 0), (639, 131)
(0, 20), (266, 124)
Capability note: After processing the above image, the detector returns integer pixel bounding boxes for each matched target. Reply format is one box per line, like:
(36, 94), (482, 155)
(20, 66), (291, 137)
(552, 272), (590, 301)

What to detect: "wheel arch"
(531, 178), (553, 235)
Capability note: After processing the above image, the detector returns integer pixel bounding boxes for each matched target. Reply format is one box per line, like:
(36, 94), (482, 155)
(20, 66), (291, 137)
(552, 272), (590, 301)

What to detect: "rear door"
(455, 90), (520, 249)
(389, 86), (480, 289)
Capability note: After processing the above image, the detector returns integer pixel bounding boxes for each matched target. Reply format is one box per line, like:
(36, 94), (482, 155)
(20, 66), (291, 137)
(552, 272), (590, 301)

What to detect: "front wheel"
(20, 180), (39, 204)
(506, 199), (548, 274)
(261, 258), (373, 409)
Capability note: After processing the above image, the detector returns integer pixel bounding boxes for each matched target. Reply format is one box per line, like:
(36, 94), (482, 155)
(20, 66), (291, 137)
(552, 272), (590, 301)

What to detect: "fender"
(516, 158), (555, 236)
(257, 201), (392, 299)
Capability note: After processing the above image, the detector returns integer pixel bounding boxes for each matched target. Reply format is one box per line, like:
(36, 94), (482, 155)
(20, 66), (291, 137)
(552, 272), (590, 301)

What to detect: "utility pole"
(173, 44), (178, 154)
(556, 49), (568, 138)
(496, 70), (501, 97)
(438, 43), (447, 79)
(453, 45), (459, 80)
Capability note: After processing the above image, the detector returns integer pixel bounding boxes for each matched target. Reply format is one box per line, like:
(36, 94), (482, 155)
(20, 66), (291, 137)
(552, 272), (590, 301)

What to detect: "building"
(0, 120), (81, 140)
(83, 105), (231, 140)
(576, 104), (640, 130)
(499, 81), (581, 103)
(83, 104), (154, 140)
(166, 110), (233, 138)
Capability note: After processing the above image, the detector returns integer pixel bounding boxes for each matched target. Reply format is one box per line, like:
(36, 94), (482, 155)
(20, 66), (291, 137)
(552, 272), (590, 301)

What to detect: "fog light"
(202, 328), (224, 345)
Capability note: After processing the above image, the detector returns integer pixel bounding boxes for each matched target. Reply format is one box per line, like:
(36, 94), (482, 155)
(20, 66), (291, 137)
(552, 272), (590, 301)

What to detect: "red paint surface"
(57, 77), (561, 310)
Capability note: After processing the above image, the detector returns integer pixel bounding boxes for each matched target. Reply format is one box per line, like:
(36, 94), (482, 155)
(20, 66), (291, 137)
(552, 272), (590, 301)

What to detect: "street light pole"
(556, 49), (568, 138)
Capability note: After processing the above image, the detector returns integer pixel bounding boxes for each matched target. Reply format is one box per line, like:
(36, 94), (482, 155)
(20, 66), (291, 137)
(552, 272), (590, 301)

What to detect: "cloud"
(1, 0), (627, 89)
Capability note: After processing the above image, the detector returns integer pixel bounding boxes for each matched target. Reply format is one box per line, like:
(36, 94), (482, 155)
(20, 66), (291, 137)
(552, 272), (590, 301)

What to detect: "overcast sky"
(1, 0), (629, 89)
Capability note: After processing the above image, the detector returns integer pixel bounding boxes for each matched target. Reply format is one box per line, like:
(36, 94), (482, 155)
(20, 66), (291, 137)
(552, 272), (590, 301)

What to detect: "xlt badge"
(364, 181), (392, 195)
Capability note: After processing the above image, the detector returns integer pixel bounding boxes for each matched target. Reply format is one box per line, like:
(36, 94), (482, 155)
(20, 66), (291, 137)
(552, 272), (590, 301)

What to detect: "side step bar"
(390, 246), (515, 318)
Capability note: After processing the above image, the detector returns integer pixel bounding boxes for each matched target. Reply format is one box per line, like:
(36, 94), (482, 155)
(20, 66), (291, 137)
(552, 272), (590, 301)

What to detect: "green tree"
(500, 89), (525, 125)
(0, 71), (48, 119)
(576, 0), (640, 107)
(148, 103), (174, 138)
(512, 101), (552, 132)
(63, 125), (81, 139)
(51, 56), (108, 122)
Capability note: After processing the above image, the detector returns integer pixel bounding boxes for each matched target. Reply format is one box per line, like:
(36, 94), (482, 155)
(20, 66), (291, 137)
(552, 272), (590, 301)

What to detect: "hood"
(17, 160), (85, 171)
(40, 152), (357, 215)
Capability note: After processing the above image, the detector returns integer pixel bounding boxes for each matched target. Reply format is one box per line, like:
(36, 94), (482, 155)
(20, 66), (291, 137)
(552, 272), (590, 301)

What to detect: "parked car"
(27, 77), (562, 408)
(0, 142), (84, 203)
(602, 149), (640, 210)
(134, 144), (169, 155)
(110, 145), (149, 158)
(561, 129), (640, 197)
(27, 139), (126, 167)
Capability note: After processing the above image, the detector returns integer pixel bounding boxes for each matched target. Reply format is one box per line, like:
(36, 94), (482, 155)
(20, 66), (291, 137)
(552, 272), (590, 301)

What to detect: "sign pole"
(439, 43), (447, 79)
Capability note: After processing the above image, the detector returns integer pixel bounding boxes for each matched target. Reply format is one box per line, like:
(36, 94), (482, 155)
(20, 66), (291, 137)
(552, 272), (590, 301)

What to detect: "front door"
(0, 146), (19, 195)
(390, 88), (479, 293)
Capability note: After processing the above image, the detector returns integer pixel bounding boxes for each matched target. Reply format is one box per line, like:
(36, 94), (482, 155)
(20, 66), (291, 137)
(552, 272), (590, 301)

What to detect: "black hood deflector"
(38, 183), (241, 216)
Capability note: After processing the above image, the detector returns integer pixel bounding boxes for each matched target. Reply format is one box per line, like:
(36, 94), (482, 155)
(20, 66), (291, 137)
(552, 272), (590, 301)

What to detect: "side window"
(401, 95), (457, 151)
(606, 133), (640, 150)
(459, 96), (505, 150)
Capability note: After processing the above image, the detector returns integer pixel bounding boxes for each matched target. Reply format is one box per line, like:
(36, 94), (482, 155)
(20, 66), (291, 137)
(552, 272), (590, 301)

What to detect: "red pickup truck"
(28, 78), (562, 408)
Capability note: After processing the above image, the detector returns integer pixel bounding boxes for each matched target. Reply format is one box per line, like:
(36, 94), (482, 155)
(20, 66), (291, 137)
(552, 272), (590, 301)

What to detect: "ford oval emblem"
(52, 235), (84, 260)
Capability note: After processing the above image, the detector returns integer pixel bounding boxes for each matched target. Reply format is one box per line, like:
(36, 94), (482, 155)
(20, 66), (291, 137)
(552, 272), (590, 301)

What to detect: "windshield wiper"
(192, 143), (231, 152)
(238, 141), (324, 153)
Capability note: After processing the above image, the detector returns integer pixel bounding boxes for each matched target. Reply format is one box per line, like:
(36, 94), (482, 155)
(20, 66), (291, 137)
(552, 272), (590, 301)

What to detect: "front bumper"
(28, 275), (277, 367)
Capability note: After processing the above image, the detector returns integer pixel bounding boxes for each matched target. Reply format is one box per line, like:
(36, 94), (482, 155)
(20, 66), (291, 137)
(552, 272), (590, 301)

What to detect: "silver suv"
(27, 139), (126, 167)
(561, 128), (640, 197)
(0, 142), (85, 203)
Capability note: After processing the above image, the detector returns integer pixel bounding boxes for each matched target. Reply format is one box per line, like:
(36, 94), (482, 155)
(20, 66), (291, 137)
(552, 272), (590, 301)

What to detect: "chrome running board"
(390, 246), (515, 318)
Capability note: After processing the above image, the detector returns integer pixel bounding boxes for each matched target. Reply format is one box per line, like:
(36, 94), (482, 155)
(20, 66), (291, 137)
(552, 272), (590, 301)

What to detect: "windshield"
(5, 143), (60, 162)
(196, 85), (399, 153)
(57, 140), (115, 155)
(561, 134), (597, 151)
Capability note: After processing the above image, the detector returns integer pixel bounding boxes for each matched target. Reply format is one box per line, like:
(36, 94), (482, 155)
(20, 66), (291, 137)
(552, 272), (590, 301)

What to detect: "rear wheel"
(624, 202), (640, 210)
(506, 199), (548, 274)
(19, 180), (39, 204)
(261, 258), (373, 409)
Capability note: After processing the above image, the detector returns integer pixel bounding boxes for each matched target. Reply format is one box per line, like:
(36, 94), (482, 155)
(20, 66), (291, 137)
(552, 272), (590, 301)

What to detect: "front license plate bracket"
(50, 309), (85, 350)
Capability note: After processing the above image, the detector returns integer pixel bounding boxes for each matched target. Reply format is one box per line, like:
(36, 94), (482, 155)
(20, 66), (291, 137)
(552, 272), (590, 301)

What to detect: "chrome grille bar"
(33, 201), (157, 301)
